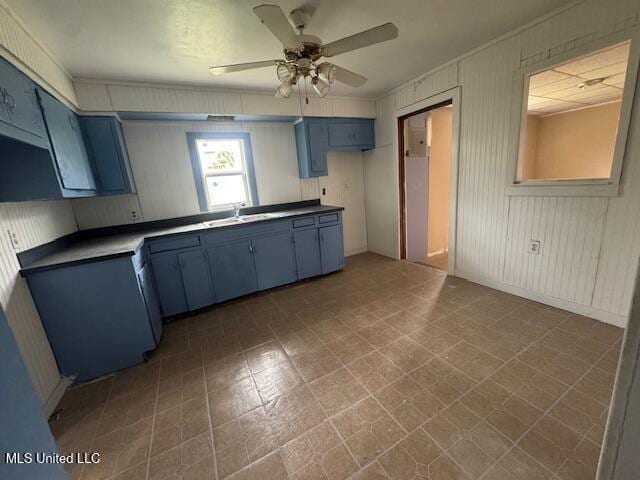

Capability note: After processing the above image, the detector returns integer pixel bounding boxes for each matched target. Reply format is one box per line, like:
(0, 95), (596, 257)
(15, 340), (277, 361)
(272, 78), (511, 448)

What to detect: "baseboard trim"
(455, 269), (628, 328)
(346, 246), (368, 257)
(427, 249), (448, 258)
(42, 375), (73, 418)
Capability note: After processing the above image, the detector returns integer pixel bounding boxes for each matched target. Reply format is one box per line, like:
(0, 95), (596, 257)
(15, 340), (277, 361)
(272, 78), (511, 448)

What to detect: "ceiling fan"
(209, 4), (398, 98)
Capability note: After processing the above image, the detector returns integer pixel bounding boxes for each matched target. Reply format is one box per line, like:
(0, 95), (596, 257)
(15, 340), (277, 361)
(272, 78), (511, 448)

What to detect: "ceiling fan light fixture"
(312, 77), (330, 98)
(276, 80), (294, 98)
(316, 62), (336, 85)
(276, 62), (296, 82)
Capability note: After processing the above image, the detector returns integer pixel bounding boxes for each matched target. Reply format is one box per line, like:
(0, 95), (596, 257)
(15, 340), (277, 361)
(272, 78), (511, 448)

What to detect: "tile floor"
(50, 253), (624, 480)
(424, 253), (448, 272)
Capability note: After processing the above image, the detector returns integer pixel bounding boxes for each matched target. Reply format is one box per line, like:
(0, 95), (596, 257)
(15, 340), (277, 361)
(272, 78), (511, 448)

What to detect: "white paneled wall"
(0, 201), (77, 403)
(71, 121), (368, 256)
(367, 0), (640, 326)
(73, 79), (376, 118)
(321, 152), (368, 256)
(0, 2), (76, 106)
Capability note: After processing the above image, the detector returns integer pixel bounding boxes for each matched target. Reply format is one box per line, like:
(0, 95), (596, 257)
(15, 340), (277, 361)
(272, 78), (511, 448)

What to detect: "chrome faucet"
(232, 202), (246, 219)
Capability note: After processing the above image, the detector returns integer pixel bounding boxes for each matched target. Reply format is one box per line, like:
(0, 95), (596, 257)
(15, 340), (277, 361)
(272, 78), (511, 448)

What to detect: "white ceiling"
(528, 42), (629, 115)
(6, 0), (574, 97)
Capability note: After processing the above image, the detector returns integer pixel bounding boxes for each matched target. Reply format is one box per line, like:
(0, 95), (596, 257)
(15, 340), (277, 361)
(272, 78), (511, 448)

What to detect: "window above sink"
(186, 132), (259, 211)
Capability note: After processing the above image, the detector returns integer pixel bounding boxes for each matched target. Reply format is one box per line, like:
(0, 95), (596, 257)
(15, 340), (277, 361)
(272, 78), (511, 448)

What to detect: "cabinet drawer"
(148, 235), (200, 253)
(292, 217), (315, 228)
(319, 213), (339, 224)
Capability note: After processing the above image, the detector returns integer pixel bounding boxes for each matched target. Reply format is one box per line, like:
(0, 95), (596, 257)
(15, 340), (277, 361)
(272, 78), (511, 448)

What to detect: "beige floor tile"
(51, 253), (624, 480)
(347, 351), (404, 393)
(309, 367), (368, 416)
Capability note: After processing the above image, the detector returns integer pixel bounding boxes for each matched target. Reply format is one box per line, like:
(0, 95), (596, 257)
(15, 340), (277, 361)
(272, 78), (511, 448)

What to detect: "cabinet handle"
(249, 244), (254, 253)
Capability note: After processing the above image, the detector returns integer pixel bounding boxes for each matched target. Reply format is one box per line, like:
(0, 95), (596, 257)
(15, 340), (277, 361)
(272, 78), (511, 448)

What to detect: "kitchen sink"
(204, 212), (278, 227)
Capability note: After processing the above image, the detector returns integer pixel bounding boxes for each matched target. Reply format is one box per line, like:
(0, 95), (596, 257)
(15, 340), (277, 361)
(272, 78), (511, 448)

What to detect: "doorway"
(400, 101), (453, 271)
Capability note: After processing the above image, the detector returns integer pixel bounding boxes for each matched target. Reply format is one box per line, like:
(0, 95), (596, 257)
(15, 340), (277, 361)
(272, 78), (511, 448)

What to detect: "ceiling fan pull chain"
(304, 77), (309, 105)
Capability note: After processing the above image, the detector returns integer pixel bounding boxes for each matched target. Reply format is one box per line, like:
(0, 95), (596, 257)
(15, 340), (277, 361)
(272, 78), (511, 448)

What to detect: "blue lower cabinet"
(0, 306), (67, 480)
(208, 241), (258, 302)
(150, 254), (188, 317)
(319, 224), (345, 274)
(253, 233), (297, 290)
(25, 256), (157, 382)
(137, 264), (162, 343)
(178, 249), (215, 310)
(294, 229), (322, 279)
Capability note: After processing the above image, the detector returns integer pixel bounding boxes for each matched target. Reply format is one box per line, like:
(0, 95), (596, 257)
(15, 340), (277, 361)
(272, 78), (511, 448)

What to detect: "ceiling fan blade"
(322, 23), (398, 57)
(253, 4), (303, 50)
(332, 65), (368, 87)
(209, 60), (279, 75)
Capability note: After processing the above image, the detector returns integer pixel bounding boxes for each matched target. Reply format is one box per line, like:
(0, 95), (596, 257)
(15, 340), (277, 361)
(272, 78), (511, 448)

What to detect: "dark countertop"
(21, 204), (343, 274)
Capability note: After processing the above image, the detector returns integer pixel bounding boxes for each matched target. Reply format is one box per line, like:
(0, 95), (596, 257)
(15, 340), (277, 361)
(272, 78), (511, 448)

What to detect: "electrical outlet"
(7, 229), (19, 250)
(129, 210), (139, 222)
(528, 240), (541, 255)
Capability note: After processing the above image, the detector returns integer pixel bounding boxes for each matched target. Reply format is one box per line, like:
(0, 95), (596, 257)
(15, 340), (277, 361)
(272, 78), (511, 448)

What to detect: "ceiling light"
(577, 77), (606, 90)
(316, 63), (336, 85)
(276, 80), (294, 98)
(276, 63), (296, 82)
(312, 77), (330, 97)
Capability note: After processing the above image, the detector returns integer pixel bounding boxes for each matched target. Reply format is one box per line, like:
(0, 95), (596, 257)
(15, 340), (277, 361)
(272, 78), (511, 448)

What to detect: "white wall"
(366, 0), (640, 327)
(0, 202), (77, 404)
(73, 79), (375, 118)
(72, 121), (368, 256)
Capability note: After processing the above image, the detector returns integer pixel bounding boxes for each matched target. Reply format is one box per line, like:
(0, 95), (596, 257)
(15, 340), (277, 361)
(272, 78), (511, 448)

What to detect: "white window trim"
(505, 28), (640, 197)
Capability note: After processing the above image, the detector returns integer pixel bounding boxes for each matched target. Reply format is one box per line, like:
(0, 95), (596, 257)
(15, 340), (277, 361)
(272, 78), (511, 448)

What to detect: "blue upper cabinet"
(295, 118), (328, 177)
(294, 117), (374, 178)
(37, 88), (96, 194)
(328, 119), (375, 149)
(80, 116), (136, 195)
(0, 57), (48, 148)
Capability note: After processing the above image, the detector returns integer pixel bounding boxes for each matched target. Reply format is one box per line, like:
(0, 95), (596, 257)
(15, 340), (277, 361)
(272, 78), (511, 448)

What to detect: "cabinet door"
(253, 233), (297, 290)
(178, 249), (215, 310)
(319, 224), (344, 274)
(307, 120), (328, 175)
(0, 58), (47, 142)
(328, 122), (374, 148)
(81, 117), (131, 194)
(137, 264), (162, 344)
(38, 89), (96, 191)
(150, 254), (188, 316)
(208, 241), (258, 302)
(294, 229), (322, 279)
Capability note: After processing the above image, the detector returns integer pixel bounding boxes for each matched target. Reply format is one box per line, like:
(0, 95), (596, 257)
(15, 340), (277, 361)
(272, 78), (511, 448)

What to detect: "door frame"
(395, 87), (461, 275)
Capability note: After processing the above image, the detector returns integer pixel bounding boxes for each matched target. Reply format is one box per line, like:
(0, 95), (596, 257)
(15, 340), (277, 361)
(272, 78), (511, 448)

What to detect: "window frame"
(186, 132), (259, 212)
(505, 29), (640, 197)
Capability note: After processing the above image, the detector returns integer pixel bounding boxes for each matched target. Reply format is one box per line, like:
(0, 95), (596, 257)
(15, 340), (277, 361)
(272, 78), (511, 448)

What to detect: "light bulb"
(316, 62), (336, 85)
(276, 81), (293, 98)
(276, 63), (296, 82)
(312, 77), (330, 97)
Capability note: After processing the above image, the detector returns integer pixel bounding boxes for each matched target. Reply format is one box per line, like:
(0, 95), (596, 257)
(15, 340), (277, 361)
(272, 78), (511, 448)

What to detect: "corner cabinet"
(24, 252), (160, 383)
(294, 117), (374, 178)
(0, 55), (136, 201)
